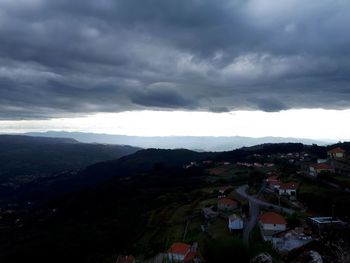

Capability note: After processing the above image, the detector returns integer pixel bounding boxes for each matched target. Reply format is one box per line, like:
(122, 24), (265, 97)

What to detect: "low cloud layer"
(1, 0), (350, 119)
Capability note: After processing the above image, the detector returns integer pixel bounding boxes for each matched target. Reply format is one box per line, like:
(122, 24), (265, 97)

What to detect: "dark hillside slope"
(85, 148), (215, 179)
(0, 148), (214, 206)
(0, 164), (208, 263)
(0, 149), (215, 263)
(0, 135), (141, 182)
(215, 143), (305, 161)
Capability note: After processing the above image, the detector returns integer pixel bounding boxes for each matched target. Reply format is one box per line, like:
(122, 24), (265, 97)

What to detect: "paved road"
(242, 199), (260, 243)
(236, 184), (295, 243)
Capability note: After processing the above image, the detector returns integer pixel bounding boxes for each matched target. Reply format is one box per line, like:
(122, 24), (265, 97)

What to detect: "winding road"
(236, 185), (295, 243)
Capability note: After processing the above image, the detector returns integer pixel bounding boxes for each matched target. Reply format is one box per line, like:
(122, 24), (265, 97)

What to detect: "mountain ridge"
(23, 131), (331, 151)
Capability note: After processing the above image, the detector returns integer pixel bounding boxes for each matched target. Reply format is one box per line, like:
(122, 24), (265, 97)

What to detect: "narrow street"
(243, 200), (260, 243)
(236, 185), (295, 243)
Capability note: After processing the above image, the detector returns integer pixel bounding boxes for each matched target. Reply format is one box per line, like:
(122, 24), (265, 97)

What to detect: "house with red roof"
(266, 176), (282, 190)
(116, 255), (135, 263)
(167, 242), (199, 262)
(309, 163), (335, 177)
(327, 147), (346, 159)
(217, 198), (238, 211)
(278, 182), (299, 200)
(218, 186), (233, 196)
(259, 212), (287, 238)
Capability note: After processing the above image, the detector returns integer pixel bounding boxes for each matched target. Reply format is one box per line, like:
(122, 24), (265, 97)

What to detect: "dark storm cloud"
(1, 0), (350, 119)
(130, 82), (197, 108)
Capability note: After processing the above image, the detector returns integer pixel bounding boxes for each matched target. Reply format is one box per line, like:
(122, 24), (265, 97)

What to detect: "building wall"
(309, 167), (316, 176)
(218, 203), (237, 211)
(229, 219), (244, 230)
(328, 152), (344, 159)
(262, 223), (286, 232)
(335, 152), (344, 158)
(279, 189), (296, 196)
(168, 253), (185, 262)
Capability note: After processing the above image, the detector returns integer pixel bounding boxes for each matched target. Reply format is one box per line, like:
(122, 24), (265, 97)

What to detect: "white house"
(327, 147), (346, 159)
(167, 242), (191, 262)
(217, 198), (238, 211)
(259, 212), (287, 239)
(202, 206), (218, 220)
(266, 176), (281, 190)
(228, 214), (244, 231)
(309, 163), (334, 177)
(278, 182), (298, 200)
(167, 242), (199, 262)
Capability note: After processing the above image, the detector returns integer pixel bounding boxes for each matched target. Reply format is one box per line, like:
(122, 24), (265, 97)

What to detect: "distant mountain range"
(25, 131), (332, 151)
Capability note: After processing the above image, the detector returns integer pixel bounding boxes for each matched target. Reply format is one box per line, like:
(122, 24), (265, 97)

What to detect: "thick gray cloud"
(1, 0), (350, 119)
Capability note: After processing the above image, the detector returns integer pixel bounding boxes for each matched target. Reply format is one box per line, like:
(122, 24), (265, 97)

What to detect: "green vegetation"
(0, 135), (140, 182)
(203, 236), (250, 263)
(298, 179), (350, 217)
(2, 140), (350, 263)
(249, 226), (281, 262)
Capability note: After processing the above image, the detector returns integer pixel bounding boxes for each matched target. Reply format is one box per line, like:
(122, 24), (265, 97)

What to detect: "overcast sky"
(1, 0), (350, 138)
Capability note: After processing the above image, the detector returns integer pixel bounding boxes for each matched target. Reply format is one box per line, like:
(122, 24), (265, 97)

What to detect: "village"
(116, 146), (350, 263)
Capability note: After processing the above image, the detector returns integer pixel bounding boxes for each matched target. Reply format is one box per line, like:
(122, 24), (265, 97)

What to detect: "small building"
(217, 198), (238, 211)
(218, 186), (233, 196)
(272, 228), (313, 253)
(116, 255), (135, 263)
(266, 176), (282, 190)
(259, 212), (287, 239)
(201, 206), (218, 220)
(327, 147), (346, 159)
(308, 217), (346, 235)
(309, 163), (335, 177)
(278, 182), (298, 200)
(167, 242), (200, 263)
(228, 214), (244, 231)
(168, 243), (191, 262)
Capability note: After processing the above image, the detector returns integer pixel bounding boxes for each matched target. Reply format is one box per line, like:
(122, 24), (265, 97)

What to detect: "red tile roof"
(328, 147), (346, 154)
(184, 251), (197, 263)
(260, 212), (287, 225)
(218, 198), (238, 206)
(269, 181), (281, 186)
(219, 186), (232, 193)
(116, 255), (135, 263)
(266, 176), (279, 182)
(280, 182), (299, 190)
(310, 163), (333, 170)
(168, 243), (191, 255)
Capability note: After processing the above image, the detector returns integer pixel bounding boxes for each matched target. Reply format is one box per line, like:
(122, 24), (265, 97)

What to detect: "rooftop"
(309, 217), (343, 224)
(266, 176), (280, 182)
(260, 212), (287, 225)
(310, 163), (333, 170)
(327, 147), (346, 154)
(218, 198), (238, 206)
(168, 242), (191, 255)
(116, 255), (135, 263)
(229, 214), (242, 222)
(280, 182), (299, 190)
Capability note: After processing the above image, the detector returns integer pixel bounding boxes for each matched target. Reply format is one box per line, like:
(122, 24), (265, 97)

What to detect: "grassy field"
(333, 175), (350, 188)
(249, 225), (281, 261)
(205, 164), (250, 185)
(298, 181), (330, 196)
